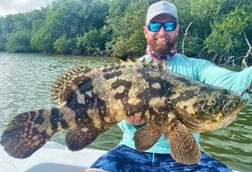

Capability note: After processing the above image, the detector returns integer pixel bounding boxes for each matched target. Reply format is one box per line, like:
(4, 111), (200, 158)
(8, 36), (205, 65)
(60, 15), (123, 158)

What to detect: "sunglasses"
(148, 21), (177, 32)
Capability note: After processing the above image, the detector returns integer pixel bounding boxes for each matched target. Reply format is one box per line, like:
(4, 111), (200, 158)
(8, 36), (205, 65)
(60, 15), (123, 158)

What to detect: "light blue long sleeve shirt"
(118, 53), (252, 154)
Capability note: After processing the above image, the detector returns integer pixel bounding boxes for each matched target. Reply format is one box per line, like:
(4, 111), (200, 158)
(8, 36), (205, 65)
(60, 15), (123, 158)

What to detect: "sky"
(0, 0), (56, 17)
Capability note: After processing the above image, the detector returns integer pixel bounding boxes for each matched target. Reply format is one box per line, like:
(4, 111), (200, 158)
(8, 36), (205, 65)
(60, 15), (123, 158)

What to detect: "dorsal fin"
(51, 66), (92, 104)
(51, 59), (168, 104)
(116, 57), (168, 72)
(138, 58), (168, 72)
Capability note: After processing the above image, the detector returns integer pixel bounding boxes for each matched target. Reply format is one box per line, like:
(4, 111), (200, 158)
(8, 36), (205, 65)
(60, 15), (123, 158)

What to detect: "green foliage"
(77, 28), (110, 54)
(108, 0), (131, 18)
(109, 0), (148, 58)
(0, 0), (251, 64)
(53, 36), (73, 54)
(5, 30), (33, 52)
(205, 4), (252, 58)
(30, 0), (109, 53)
(190, 0), (224, 21)
(0, 16), (13, 50)
(174, 0), (252, 64)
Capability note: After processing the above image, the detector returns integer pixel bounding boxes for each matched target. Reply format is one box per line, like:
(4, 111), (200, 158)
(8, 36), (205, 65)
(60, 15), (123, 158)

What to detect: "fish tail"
(1, 107), (68, 158)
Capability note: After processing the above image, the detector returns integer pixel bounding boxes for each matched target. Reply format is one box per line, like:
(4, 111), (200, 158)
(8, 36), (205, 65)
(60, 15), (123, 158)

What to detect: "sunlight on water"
(0, 52), (251, 171)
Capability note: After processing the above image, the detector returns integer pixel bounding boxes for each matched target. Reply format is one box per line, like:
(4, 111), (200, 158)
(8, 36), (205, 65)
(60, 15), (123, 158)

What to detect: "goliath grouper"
(0, 61), (247, 165)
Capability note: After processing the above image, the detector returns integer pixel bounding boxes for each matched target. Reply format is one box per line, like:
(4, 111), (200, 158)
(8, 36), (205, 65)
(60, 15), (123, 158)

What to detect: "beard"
(147, 37), (176, 55)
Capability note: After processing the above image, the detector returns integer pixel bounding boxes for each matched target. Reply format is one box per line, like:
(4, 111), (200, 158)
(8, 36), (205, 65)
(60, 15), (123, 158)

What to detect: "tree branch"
(181, 22), (193, 54)
(242, 32), (252, 68)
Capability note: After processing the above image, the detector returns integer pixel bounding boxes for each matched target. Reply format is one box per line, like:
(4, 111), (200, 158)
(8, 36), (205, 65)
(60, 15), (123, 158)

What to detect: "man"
(86, 1), (252, 172)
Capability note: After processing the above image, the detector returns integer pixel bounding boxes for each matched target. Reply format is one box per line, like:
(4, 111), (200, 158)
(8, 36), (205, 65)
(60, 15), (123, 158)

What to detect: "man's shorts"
(90, 144), (232, 172)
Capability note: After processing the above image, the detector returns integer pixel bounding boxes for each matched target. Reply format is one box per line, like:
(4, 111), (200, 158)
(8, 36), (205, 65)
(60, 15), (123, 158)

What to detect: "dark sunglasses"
(148, 21), (177, 32)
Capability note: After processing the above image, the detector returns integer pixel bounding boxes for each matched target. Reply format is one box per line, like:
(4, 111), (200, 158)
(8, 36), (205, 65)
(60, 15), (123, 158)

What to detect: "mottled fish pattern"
(0, 61), (247, 165)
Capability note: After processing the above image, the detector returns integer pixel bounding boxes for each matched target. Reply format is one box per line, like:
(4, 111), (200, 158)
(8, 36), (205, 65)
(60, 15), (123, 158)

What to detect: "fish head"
(200, 93), (247, 131)
(174, 89), (247, 133)
(218, 94), (247, 124)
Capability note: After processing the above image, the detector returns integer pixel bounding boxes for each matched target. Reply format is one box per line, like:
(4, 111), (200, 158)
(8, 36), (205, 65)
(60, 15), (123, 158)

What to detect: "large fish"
(0, 61), (247, 165)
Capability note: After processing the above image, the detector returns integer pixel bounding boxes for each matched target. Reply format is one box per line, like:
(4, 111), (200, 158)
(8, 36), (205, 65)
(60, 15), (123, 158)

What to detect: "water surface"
(0, 52), (251, 171)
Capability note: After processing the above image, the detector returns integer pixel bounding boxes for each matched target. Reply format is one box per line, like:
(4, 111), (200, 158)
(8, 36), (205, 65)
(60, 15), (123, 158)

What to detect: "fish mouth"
(222, 98), (247, 116)
(201, 99), (247, 132)
(174, 99), (247, 133)
(214, 98), (248, 128)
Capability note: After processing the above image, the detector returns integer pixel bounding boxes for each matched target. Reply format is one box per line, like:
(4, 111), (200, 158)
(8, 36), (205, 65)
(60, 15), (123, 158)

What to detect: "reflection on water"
(201, 105), (252, 171)
(0, 52), (251, 171)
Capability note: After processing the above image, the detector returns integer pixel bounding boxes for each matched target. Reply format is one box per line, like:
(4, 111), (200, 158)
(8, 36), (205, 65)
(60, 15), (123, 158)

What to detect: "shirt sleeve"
(141, 54), (252, 100)
(197, 60), (252, 100)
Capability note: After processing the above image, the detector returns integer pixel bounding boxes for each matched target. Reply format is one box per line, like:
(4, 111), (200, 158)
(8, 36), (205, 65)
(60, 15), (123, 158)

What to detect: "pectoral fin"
(66, 126), (103, 151)
(134, 125), (162, 151)
(174, 107), (205, 132)
(166, 120), (200, 165)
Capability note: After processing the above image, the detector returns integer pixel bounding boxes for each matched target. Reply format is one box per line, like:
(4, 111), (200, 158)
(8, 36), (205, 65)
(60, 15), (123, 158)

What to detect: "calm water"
(0, 52), (251, 171)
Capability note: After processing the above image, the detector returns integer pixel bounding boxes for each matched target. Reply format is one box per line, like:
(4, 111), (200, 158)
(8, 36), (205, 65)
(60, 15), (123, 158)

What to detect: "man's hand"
(247, 79), (252, 100)
(126, 116), (146, 126)
(241, 79), (252, 100)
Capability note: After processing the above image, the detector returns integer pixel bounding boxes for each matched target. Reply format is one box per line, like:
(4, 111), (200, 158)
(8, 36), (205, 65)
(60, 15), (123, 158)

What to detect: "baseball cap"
(146, 1), (178, 24)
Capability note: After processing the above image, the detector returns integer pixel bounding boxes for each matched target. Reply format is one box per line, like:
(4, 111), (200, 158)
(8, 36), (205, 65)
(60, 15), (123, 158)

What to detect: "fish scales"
(1, 62), (247, 165)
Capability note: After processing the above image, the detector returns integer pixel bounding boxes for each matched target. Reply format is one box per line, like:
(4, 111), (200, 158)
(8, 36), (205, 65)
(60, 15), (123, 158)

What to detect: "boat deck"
(0, 142), (106, 172)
